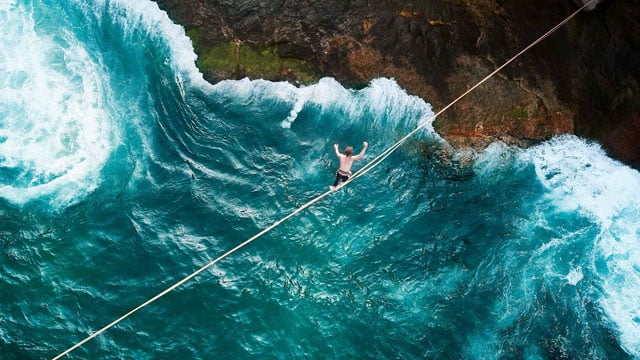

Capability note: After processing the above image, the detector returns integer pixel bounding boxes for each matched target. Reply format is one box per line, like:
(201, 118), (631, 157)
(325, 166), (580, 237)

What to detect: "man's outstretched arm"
(352, 141), (368, 160)
(334, 143), (342, 157)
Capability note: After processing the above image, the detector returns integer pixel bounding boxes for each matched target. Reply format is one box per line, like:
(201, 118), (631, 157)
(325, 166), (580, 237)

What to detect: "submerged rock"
(153, 0), (640, 169)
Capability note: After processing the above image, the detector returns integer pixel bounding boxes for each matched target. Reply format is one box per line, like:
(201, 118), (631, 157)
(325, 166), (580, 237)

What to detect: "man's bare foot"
(329, 186), (336, 191)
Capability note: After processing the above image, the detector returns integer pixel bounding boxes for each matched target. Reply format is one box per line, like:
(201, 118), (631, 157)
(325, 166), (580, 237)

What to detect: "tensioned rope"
(53, 1), (595, 358)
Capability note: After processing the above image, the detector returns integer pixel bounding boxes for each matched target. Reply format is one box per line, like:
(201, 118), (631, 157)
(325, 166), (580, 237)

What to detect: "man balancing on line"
(330, 141), (368, 191)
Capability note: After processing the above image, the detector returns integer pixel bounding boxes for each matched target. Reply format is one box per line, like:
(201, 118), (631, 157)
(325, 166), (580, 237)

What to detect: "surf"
(1, 0), (640, 359)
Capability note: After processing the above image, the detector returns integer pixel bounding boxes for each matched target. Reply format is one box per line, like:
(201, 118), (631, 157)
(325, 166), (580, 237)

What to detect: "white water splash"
(0, 2), (115, 206)
(526, 135), (640, 357)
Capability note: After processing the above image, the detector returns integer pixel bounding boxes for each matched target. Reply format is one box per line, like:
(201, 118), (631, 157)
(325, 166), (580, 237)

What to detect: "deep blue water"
(1, 1), (639, 359)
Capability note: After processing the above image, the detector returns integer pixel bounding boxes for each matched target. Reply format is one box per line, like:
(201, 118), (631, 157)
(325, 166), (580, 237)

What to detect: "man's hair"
(344, 146), (353, 156)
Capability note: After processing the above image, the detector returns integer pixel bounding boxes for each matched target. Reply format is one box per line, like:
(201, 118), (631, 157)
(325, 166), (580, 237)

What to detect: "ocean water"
(1, 0), (639, 359)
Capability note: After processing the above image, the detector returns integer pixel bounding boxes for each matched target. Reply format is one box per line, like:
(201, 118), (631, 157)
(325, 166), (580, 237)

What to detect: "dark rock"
(153, 0), (640, 169)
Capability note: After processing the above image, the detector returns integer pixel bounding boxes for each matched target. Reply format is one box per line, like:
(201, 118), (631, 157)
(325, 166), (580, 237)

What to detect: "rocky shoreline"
(153, 0), (639, 169)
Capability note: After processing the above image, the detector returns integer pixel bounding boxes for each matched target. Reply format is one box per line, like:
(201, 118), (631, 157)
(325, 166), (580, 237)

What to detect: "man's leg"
(331, 175), (349, 191)
(330, 172), (341, 190)
(332, 173), (342, 187)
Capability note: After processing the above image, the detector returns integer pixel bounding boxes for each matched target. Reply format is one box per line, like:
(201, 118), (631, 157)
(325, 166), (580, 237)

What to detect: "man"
(330, 141), (368, 191)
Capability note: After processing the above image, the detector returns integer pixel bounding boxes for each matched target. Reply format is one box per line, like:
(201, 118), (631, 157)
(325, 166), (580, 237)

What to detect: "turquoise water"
(1, 0), (640, 359)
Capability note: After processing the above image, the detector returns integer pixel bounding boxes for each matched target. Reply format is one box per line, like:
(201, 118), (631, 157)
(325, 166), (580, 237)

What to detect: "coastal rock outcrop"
(154, 0), (640, 169)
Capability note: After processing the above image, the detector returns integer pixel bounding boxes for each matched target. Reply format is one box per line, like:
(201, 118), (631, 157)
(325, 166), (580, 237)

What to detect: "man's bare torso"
(338, 154), (355, 173)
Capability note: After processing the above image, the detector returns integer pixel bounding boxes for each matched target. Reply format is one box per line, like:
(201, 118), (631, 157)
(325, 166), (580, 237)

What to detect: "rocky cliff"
(153, 0), (640, 169)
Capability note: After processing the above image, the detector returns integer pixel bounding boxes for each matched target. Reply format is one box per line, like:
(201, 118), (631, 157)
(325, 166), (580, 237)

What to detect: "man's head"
(344, 146), (353, 156)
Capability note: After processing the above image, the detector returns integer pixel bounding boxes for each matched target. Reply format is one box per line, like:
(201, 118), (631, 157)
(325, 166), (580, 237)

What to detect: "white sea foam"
(527, 136), (638, 225)
(473, 141), (517, 176)
(524, 135), (640, 357)
(80, 0), (204, 87)
(214, 77), (437, 136)
(0, 2), (115, 206)
(279, 77), (350, 128)
(566, 266), (583, 286)
(280, 77), (435, 131)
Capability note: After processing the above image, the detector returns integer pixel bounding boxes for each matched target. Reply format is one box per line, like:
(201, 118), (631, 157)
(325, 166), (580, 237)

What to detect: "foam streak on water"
(1, 1), (639, 359)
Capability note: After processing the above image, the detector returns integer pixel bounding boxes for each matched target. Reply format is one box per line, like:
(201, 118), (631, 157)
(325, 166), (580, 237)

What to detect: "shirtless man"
(330, 141), (368, 191)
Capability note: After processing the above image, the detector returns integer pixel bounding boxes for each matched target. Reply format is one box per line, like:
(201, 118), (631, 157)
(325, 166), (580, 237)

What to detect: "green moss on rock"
(509, 108), (528, 120)
(186, 28), (317, 84)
